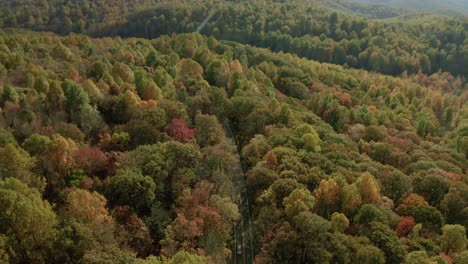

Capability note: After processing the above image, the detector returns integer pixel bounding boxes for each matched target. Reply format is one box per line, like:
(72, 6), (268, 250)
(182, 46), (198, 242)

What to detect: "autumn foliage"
(0, 8), (465, 263)
(165, 118), (195, 142)
(396, 216), (416, 238)
(75, 146), (108, 175)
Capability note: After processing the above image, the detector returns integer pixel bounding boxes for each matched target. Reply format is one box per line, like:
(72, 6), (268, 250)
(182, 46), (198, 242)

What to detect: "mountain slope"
(0, 28), (466, 263)
(0, 1), (467, 263)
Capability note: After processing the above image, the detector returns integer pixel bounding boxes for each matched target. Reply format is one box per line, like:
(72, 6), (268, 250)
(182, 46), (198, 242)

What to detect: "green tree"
(125, 144), (169, 202)
(34, 75), (50, 94)
(283, 188), (316, 218)
(354, 245), (386, 264)
(145, 51), (158, 67)
(82, 79), (103, 105)
(112, 62), (135, 83)
(301, 132), (320, 151)
(170, 251), (208, 264)
(176, 58), (204, 82)
(63, 79), (90, 121)
(454, 251), (468, 264)
(206, 59), (229, 87)
(331, 212), (349, 233)
(0, 129), (17, 147)
(241, 135), (271, 167)
(440, 225), (466, 256)
(355, 204), (387, 225)
(154, 67), (176, 99)
(341, 184), (363, 216)
(102, 170), (156, 214)
(125, 107), (166, 147)
(79, 104), (105, 136)
(22, 134), (51, 156)
(135, 68), (149, 95)
(0, 235), (8, 263)
(1, 84), (18, 104)
(46, 80), (65, 112)
(292, 211), (333, 263)
(369, 221), (406, 264)
(415, 108), (439, 138)
(194, 113), (224, 147)
(141, 81), (163, 101)
(405, 251), (431, 264)
(363, 125), (386, 142)
(413, 174), (449, 206)
(440, 189), (467, 225)
(0, 144), (45, 191)
(409, 205), (445, 231)
(88, 61), (109, 80)
(0, 178), (59, 263)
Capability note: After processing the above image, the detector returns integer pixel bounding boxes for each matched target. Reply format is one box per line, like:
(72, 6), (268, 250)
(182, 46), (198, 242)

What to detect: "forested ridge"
(0, 0), (467, 77)
(342, 0), (468, 18)
(0, 0), (467, 264)
(321, 0), (408, 19)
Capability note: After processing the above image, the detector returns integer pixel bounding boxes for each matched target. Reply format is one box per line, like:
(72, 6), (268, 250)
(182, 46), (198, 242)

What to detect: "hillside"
(0, 0), (466, 78)
(0, 0), (467, 263)
(0, 28), (466, 263)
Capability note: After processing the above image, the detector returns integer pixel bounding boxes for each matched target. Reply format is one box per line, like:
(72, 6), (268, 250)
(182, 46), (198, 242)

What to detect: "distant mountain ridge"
(321, 0), (408, 18)
(348, 0), (468, 17)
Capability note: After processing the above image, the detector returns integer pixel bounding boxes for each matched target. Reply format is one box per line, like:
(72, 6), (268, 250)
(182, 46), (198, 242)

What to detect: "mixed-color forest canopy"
(0, 0), (467, 77)
(0, 0), (467, 264)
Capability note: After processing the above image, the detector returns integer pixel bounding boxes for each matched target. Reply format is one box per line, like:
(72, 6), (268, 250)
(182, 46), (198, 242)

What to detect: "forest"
(340, 0), (468, 18)
(0, 0), (467, 264)
(0, 0), (466, 77)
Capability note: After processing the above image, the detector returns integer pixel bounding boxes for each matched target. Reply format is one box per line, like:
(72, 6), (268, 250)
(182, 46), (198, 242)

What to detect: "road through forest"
(224, 123), (254, 264)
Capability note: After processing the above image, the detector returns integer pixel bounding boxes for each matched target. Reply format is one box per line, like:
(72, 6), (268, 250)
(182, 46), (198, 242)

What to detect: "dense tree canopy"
(1, 0), (466, 77)
(0, 1), (466, 261)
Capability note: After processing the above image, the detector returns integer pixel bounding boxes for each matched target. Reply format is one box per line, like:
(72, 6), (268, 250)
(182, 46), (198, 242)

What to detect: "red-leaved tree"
(75, 146), (108, 175)
(162, 186), (225, 256)
(165, 118), (195, 142)
(396, 216), (416, 238)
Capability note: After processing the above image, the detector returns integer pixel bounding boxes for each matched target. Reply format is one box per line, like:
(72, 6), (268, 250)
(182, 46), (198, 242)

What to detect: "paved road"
(232, 164), (254, 264)
(224, 123), (254, 264)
